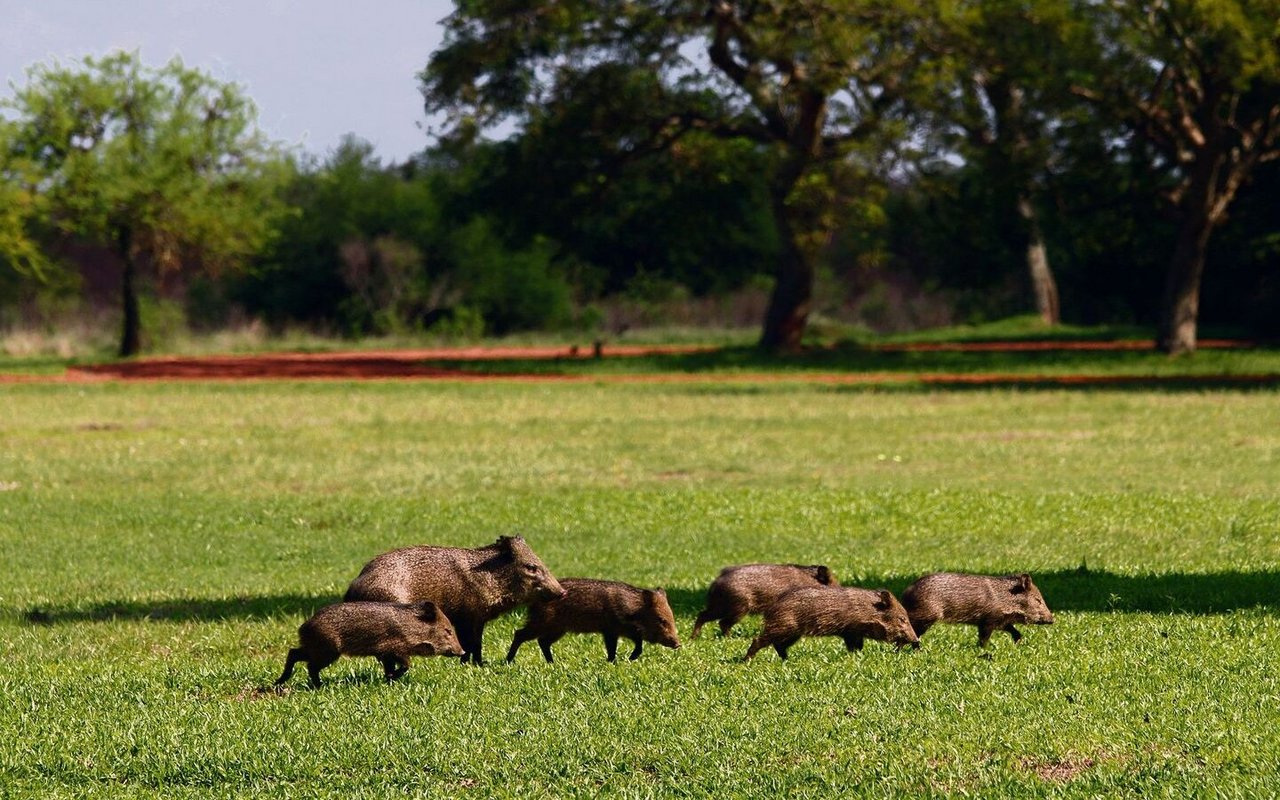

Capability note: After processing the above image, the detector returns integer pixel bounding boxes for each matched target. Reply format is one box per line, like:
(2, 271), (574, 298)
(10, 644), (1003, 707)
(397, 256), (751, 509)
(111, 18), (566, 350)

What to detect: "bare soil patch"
(1019, 755), (1098, 783)
(3, 340), (1276, 386)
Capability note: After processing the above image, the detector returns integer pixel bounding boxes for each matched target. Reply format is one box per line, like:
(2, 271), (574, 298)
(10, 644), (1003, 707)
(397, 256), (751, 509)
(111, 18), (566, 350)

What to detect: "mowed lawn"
(1, 380), (1277, 797)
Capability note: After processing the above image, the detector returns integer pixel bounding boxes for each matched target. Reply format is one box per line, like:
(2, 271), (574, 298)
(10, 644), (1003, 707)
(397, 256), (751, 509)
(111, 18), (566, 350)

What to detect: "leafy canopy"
(1, 51), (292, 278)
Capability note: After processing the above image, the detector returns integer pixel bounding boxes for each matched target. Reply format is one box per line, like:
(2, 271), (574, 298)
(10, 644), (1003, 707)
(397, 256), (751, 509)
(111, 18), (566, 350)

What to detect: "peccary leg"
(506, 627), (537, 663)
(458, 621), (485, 666)
(719, 605), (747, 637)
(907, 618), (931, 650)
(745, 636), (769, 661)
(628, 638), (643, 661)
(691, 608), (718, 639)
(381, 655), (409, 681)
(842, 633), (864, 652)
(1004, 624), (1023, 643)
(774, 636), (800, 660)
(276, 647), (306, 686)
(977, 622), (997, 648)
(307, 653), (337, 688)
(537, 633), (563, 663)
(603, 632), (620, 662)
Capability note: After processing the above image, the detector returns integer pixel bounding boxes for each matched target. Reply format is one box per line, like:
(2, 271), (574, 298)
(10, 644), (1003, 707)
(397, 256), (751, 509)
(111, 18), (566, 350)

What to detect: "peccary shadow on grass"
(18, 592), (338, 626)
(14, 570), (1277, 627)
(1026, 568), (1280, 614)
(432, 342), (1280, 390)
(667, 570), (1279, 620)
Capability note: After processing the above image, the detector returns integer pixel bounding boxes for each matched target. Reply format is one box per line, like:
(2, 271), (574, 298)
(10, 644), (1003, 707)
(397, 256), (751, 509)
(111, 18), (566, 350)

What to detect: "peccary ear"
(816, 566), (831, 583)
(1010, 574), (1032, 594)
(874, 589), (893, 610)
(416, 602), (439, 622)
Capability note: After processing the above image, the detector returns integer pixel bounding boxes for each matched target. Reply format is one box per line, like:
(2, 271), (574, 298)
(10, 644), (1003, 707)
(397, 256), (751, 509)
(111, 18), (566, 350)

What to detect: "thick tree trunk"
(1156, 211), (1213, 355)
(118, 227), (141, 357)
(1017, 195), (1060, 325)
(759, 195), (813, 353)
(760, 236), (813, 352)
(1156, 145), (1237, 356)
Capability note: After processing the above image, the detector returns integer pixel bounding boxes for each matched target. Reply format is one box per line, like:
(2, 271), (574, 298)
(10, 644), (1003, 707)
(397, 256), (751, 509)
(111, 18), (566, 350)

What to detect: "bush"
(450, 218), (573, 334)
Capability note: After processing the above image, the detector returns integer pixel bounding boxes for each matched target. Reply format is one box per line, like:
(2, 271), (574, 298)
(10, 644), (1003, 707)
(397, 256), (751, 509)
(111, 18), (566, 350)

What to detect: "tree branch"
(706, 1), (790, 141)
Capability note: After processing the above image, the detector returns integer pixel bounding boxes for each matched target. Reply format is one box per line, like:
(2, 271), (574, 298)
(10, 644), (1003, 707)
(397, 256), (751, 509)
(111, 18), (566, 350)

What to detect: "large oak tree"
(928, 0), (1094, 326)
(422, 0), (934, 350)
(1074, 0), (1280, 354)
(0, 52), (292, 355)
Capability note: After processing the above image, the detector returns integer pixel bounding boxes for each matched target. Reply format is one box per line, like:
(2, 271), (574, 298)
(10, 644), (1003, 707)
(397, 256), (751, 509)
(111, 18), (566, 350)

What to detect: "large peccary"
(276, 601), (463, 688)
(692, 563), (837, 638)
(344, 535), (566, 664)
(901, 572), (1055, 647)
(506, 578), (681, 663)
(744, 586), (918, 660)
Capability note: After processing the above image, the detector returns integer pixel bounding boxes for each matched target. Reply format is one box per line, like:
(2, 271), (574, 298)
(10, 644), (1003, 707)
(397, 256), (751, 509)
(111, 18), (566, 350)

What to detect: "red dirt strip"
(2, 340), (1276, 386)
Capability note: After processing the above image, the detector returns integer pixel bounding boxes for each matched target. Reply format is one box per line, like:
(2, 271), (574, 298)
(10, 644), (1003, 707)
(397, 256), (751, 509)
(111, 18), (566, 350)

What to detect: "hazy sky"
(0, 0), (456, 163)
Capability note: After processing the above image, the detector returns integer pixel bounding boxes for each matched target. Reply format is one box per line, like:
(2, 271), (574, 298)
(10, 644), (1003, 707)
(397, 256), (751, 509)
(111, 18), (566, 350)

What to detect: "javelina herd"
(277, 536), (1056, 687)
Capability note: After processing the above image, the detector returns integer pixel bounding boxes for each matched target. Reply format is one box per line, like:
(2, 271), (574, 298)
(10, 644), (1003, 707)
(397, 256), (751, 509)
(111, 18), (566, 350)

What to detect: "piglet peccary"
(901, 572), (1055, 647)
(692, 563), (837, 638)
(276, 601), (463, 688)
(745, 585), (918, 660)
(507, 578), (681, 663)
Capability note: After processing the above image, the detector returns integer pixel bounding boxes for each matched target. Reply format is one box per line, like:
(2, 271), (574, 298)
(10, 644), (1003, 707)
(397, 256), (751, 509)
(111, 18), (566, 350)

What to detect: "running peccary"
(744, 585), (918, 660)
(344, 535), (566, 664)
(692, 563), (837, 638)
(276, 601), (463, 688)
(901, 572), (1055, 648)
(506, 578), (681, 663)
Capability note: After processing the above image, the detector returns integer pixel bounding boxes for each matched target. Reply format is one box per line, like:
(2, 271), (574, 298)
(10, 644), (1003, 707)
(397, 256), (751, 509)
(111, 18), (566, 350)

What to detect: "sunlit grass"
(1, 381), (1277, 796)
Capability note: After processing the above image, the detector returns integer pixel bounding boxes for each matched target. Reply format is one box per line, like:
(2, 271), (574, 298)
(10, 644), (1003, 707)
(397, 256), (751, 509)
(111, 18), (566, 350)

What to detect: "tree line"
(3, 1), (1278, 357)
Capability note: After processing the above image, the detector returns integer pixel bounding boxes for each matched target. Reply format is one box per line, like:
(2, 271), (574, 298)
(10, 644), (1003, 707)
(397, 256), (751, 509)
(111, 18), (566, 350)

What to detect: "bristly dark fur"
(745, 585), (918, 661)
(276, 601), (462, 688)
(344, 535), (566, 665)
(901, 572), (1055, 648)
(692, 563), (836, 638)
(507, 578), (681, 663)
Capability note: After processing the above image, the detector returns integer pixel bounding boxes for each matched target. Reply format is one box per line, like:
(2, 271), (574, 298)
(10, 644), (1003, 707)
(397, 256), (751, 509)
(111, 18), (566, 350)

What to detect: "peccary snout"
(901, 572), (1054, 648)
(276, 601), (462, 688)
(507, 578), (681, 663)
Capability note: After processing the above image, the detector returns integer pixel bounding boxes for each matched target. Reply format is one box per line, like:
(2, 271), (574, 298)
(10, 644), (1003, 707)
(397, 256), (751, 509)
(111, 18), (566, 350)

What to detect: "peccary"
(506, 578), (681, 663)
(692, 563), (837, 638)
(744, 586), (918, 660)
(276, 601), (463, 688)
(344, 535), (566, 664)
(901, 572), (1054, 647)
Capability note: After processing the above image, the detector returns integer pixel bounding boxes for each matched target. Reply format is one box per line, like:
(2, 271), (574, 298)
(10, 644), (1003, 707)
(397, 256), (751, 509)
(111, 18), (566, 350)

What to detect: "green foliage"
(452, 133), (780, 299)
(0, 123), (54, 280)
(449, 218), (573, 334)
(1, 382), (1278, 796)
(237, 137), (440, 333)
(0, 52), (293, 354)
(423, 0), (943, 348)
(237, 140), (579, 337)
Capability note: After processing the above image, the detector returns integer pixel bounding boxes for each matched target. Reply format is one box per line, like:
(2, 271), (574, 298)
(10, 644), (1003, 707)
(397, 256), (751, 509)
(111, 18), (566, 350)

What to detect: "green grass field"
(1, 377), (1278, 797)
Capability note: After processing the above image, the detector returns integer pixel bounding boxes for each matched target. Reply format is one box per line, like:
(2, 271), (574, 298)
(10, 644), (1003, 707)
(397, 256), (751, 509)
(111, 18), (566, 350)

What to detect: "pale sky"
(0, 0), (456, 163)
